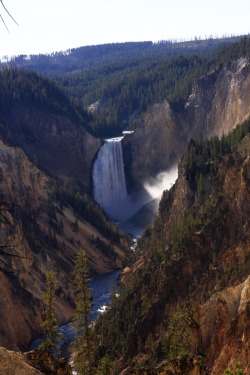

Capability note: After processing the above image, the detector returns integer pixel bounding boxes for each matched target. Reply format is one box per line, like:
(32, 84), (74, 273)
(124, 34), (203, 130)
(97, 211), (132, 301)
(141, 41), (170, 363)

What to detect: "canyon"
(0, 48), (249, 375)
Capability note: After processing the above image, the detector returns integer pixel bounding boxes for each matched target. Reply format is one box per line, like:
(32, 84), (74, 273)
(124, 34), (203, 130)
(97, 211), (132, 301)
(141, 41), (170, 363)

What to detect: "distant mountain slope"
(3, 37), (244, 74)
(95, 121), (250, 374)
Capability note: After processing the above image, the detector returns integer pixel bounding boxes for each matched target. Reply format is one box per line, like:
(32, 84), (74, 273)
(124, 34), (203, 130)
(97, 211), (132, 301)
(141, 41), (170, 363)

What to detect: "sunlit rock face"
(184, 57), (250, 138)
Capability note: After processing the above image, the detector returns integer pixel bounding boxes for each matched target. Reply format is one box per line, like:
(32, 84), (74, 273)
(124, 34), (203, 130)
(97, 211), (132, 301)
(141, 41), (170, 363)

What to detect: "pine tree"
(71, 248), (95, 375)
(96, 354), (113, 375)
(39, 270), (62, 356)
(165, 303), (191, 359)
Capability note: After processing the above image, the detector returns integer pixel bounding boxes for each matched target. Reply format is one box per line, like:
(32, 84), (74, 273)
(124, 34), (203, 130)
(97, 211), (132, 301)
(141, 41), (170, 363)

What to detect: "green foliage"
(162, 304), (191, 359)
(71, 248), (95, 375)
(223, 362), (244, 375)
(57, 54), (211, 136)
(39, 270), (63, 356)
(96, 354), (113, 375)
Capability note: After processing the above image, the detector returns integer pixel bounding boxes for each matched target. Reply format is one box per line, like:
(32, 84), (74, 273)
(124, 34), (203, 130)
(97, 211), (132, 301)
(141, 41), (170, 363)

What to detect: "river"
(30, 269), (121, 351)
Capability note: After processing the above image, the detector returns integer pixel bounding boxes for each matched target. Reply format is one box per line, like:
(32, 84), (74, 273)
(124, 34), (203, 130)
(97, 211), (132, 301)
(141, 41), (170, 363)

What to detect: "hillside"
(94, 121), (250, 374)
(2, 36), (249, 137)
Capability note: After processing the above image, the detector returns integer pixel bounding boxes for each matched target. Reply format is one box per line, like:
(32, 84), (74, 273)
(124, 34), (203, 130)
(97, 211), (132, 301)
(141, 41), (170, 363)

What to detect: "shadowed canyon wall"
(0, 107), (101, 193)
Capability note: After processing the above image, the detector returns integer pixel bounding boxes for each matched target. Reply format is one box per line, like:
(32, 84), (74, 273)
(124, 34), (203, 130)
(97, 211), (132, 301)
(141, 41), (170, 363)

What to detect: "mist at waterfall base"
(93, 137), (178, 235)
(119, 166), (178, 235)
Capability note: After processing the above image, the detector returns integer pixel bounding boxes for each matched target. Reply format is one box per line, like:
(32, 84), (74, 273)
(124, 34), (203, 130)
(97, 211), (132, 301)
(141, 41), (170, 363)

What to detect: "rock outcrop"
(0, 347), (72, 375)
(124, 58), (250, 189)
(185, 57), (250, 139)
(201, 277), (250, 375)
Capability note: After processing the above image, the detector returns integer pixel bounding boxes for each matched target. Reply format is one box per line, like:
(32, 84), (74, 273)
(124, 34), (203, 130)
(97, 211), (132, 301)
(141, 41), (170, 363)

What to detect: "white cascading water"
(93, 136), (178, 230)
(93, 137), (129, 221)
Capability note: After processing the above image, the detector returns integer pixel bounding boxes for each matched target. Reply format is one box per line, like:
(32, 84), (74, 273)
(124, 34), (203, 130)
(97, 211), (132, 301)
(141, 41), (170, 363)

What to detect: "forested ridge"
(56, 36), (250, 136)
(0, 67), (93, 132)
(2, 36), (250, 137)
(3, 36), (244, 74)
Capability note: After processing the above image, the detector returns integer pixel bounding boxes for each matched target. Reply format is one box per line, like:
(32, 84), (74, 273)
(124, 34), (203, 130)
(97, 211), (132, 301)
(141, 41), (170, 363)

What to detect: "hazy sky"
(0, 0), (249, 58)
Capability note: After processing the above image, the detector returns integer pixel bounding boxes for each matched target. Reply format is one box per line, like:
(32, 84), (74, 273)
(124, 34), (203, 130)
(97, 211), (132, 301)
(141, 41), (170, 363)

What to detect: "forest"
(2, 36), (250, 137)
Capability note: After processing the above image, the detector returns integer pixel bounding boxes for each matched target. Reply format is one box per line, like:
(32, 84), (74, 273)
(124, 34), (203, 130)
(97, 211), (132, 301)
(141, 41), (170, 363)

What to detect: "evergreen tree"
(96, 354), (113, 375)
(39, 270), (62, 356)
(165, 303), (191, 359)
(71, 248), (95, 375)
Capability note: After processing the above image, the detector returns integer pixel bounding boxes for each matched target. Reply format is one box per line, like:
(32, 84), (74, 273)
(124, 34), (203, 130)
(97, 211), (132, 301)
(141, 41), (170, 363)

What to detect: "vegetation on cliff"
(94, 120), (250, 373)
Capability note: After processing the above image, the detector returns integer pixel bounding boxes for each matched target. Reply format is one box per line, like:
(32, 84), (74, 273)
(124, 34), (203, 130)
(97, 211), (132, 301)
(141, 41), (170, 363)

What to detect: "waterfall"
(93, 137), (128, 221)
(93, 136), (178, 229)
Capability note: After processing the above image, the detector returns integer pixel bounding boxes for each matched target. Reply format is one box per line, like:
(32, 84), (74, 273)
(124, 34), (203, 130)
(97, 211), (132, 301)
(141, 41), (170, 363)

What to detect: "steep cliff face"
(185, 57), (250, 138)
(201, 277), (250, 375)
(0, 140), (130, 351)
(0, 106), (101, 192)
(124, 58), (250, 189)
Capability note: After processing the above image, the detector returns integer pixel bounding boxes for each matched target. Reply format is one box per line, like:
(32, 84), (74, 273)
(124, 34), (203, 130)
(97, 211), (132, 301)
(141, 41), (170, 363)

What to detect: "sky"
(0, 0), (250, 59)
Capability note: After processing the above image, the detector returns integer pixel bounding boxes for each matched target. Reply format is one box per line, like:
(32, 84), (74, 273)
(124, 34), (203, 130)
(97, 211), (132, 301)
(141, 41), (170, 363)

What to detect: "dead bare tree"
(0, 1), (18, 32)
